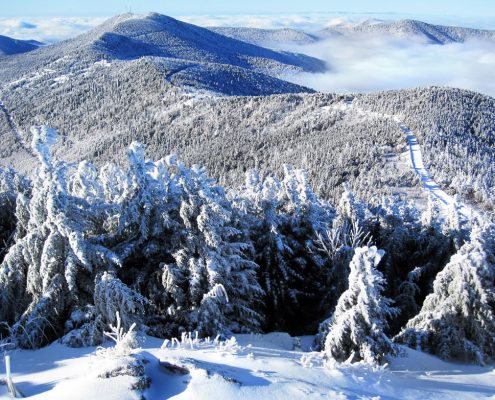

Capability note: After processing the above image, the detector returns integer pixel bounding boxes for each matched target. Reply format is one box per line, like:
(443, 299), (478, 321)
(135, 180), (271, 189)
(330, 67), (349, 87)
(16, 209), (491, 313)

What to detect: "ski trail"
(0, 98), (37, 159)
(327, 100), (475, 220)
(396, 122), (473, 219)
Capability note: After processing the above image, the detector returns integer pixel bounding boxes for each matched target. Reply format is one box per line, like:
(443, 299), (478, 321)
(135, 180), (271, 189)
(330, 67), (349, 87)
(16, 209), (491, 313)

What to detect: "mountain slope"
(320, 19), (495, 44)
(0, 13), (325, 84)
(208, 27), (318, 47)
(152, 57), (313, 95)
(1, 56), (493, 209)
(0, 35), (42, 56)
(0, 15), (493, 208)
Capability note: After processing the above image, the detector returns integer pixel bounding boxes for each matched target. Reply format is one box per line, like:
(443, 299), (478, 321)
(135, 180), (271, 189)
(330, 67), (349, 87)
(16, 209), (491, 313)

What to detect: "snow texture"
(1, 334), (494, 399)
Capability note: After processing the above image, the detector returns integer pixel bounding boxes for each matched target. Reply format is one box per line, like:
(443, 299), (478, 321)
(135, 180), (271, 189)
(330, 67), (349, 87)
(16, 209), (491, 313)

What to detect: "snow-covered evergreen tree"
(373, 195), (456, 334)
(161, 158), (263, 336)
(395, 223), (495, 364)
(0, 168), (29, 264)
(324, 246), (398, 365)
(233, 166), (333, 333)
(0, 126), (119, 348)
(94, 272), (147, 330)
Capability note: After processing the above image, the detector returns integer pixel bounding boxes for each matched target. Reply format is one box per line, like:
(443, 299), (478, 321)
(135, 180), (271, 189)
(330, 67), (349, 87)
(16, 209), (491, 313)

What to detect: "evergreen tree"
(395, 223), (495, 364)
(373, 195), (455, 334)
(324, 246), (398, 365)
(161, 158), (263, 336)
(0, 168), (29, 264)
(233, 167), (334, 333)
(0, 127), (118, 348)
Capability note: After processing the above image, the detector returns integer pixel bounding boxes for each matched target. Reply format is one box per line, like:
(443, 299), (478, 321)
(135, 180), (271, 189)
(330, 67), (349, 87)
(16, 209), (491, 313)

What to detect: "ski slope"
(396, 121), (474, 219)
(1, 333), (494, 399)
(327, 100), (475, 220)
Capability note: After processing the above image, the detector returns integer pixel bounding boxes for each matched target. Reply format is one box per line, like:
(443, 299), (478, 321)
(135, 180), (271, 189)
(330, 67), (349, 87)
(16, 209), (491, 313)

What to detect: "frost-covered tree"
(0, 126), (119, 348)
(94, 272), (147, 330)
(233, 166), (333, 333)
(161, 158), (263, 336)
(324, 246), (398, 365)
(316, 187), (373, 316)
(420, 194), (441, 230)
(0, 127), (73, 347)
(372, 195), (456, 334)
(395, 223), (495, 364)
(0, 168), (29, 263)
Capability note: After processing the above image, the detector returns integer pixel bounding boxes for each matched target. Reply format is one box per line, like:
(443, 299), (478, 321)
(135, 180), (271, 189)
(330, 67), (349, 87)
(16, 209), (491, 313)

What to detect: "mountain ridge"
(0, 12), (326, 84)
(0, 34), (43, 56)
(319, 18), (495, 44)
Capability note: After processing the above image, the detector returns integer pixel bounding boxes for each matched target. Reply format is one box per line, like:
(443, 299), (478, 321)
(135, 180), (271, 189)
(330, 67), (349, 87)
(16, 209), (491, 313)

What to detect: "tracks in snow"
(328, 99), (475, 220)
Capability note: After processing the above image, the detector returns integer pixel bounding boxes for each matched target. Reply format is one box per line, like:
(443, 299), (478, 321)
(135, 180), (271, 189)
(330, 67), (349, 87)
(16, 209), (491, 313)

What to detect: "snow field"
(1, 333), (494, 399)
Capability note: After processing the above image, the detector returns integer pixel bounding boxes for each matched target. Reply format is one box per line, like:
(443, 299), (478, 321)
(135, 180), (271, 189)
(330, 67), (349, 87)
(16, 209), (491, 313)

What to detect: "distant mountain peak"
(0, 11), (324, 97)
(320, 18), (495, 44)
(82, 12), (326, 74)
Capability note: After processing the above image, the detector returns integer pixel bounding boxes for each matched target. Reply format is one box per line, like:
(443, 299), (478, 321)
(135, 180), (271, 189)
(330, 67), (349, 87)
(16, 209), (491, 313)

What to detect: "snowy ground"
(1, 333), (494, 399)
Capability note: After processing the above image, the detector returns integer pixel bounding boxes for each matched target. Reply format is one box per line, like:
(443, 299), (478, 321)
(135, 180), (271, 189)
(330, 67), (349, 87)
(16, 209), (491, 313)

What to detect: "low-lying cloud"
(0, 17), (106, 43)
(281, 35), (495, 98)
(179, 13), (495, 31)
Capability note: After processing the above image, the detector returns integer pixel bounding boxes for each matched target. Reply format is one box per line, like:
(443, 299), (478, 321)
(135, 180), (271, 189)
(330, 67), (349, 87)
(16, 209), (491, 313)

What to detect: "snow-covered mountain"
(0, 34), (43, 56)
(208, 26), (318, 47)
(1, 12), (495, 400)
(0, 14), (493, 208)
(202, 19), (495, 47)
(0, 13), (325, 85)
(90, 13), (325, 72)
(319, 19), (495, 44)
(2, 65), (494, 211)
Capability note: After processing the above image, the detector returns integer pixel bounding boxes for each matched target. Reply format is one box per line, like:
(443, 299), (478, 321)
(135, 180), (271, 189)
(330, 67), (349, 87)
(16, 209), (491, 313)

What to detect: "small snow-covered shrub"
(161, 331), (242, 355)
(97, 312), (139, 358)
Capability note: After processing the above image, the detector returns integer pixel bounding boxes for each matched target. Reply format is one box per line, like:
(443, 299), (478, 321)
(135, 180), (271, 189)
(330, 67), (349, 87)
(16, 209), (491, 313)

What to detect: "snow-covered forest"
(1, 125), (494, 370)
(1, 11), (495, 399)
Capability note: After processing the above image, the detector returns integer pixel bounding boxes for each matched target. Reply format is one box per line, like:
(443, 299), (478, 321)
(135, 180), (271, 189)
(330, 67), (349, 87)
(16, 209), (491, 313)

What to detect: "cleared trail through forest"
(0, 97), (37, 160)
(329, 99), (475, 220)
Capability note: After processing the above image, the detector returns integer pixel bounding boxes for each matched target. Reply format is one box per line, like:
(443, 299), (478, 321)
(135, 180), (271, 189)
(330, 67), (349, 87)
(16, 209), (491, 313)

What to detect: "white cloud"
(177, 13), (495, 31)
(0, 17), (107, 43)
(177, 14), (334, 31)
(280, 35), (495, 98)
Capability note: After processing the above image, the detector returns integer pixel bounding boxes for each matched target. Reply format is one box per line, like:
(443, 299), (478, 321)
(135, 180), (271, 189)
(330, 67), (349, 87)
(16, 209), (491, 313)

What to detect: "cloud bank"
(281, 35), (495, 98)
(178, 13), (495, 31)
(0, 17), (107, 43)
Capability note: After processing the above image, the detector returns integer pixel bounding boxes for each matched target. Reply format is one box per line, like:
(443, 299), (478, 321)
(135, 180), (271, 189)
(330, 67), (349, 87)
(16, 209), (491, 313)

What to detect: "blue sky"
(2, 0), (495, 17)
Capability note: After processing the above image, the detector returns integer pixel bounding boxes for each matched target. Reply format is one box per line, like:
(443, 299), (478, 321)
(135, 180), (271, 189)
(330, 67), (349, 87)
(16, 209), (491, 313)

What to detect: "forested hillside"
(1, 127), (493, 366)
(2, 67), (494, 209)
(1, 13), (495, 378)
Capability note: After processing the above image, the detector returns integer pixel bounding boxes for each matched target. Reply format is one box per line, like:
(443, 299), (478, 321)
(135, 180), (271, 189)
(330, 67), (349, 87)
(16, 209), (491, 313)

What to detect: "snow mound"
(1, 335), (494, 399)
